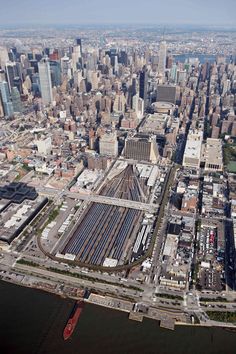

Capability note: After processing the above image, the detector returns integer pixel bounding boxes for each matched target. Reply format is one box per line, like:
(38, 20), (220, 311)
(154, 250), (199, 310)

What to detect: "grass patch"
(206, 311), (236, 323)
(156, 293), (183, 301)
(200, 297), (229, 303)
(17, 259), (39, 267)
(22, 163), (32, 172)
(223, 144), (236, 172)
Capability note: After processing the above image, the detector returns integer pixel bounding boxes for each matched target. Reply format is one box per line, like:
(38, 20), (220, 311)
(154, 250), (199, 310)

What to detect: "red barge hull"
(63, 300), (85, 340)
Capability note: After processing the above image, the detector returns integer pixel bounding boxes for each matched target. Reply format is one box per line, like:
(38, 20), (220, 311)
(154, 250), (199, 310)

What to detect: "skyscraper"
(11, 87), (22, 113)
(139, 66), (148, 108)
(72, 39), (82, 71)
(75, 38), (82, 54)
(158, 41), (167, 76)
(5, 62), (17, 92)
(0, 81), (13, 116)
(61, 55), (71, 79)
(38, 57), (53, 105)
(0, 47), (9, 69)
(50, 60), (61, 87)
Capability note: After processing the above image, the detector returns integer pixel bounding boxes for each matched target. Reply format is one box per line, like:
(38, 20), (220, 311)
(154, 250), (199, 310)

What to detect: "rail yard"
(54, 161), (168, 267)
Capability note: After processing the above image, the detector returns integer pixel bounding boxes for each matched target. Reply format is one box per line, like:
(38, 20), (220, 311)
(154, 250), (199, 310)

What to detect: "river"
(0, 280), (236, 354)
(173, 54), (231, 64)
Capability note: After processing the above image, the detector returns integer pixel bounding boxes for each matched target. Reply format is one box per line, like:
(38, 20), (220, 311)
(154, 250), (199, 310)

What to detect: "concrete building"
(0, 81), (13, 116)
(99, 131), (118, 157)
(11, 87), (22, 113)
(124, 135), (159, 163)
(156, 85), (176, 104)
(183, 130), (203, 169)
(38, 57), (53, 105)
(113, 92), (126, 113)
(202, 138), (223, 172)
(35, 136), (52, 155)
(0, 182), (47, 245)
(139, 113), (169, 135)
(158, 41), (167, 76)
(132, 94), (144, 120)
(211, 126), (220, 139)
(139, 65), (148, 107)
(5, 62), (17, 92)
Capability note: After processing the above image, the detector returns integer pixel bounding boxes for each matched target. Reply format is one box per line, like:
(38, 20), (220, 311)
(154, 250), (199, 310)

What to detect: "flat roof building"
(99, 131), (118, 157)
(183, 130), (203, 169)
(156, 85), (176, 104)
(202, 138), (223, 172)
(124, 135), (159, 163)
(0, 182), (47, 244)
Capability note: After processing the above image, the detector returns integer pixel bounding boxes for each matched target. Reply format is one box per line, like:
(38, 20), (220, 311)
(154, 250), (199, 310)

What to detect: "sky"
(0, 0), (235, 27)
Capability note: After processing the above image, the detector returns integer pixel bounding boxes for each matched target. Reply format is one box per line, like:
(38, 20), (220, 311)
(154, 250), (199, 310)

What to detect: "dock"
(129, 312), (144, 322)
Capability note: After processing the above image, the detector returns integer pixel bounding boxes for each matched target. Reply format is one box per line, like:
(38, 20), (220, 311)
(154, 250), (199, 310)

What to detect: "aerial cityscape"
(0, 0), (236, 353)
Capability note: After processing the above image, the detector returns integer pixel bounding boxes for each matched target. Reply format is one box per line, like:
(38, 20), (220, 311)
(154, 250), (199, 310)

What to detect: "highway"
(13, 262), (142, 300)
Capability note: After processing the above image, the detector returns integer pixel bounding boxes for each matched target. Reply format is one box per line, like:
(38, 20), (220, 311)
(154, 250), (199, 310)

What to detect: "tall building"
(139, 66), (148, 107)
(132, 94), (144, 120)
(13, 76), (22, 94)
(183, 130), (203, 168)
(156, 85), (176, 104)
(170, 63), (177, 83)
(113, 92), (126, 113)
(38, 57), (53, 105)
(99, 132), (118, 157)
(0, 81), (13, 116)
(0, 69), (6, 82)
(222, 79), (231, 96)
(0, 81), (10, 103)
(0, 47), (9, 68)
(0, 94), (4, 117)
(124, 135), (159, 163)
(50, 60), (61, 87)
(5, 62), (17, 92)
(202, 138), (223, 172)
(120, 50), (128, 66)
(158, 41), (167, 76)
(35, 136), (52, 155)
(61, 55), (71, 79)
(75, 38), (82, 54)
(11, 87), (22, 113)
(177, 70), (187, 85)
(72, 39), (82, 72)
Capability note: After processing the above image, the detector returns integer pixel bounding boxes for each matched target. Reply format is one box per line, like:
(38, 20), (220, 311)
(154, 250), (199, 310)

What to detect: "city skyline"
(1, 1), (236, 350)
(0, 0), (235, 27)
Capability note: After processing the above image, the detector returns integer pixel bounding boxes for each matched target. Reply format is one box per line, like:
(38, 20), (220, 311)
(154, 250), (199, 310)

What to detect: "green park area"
(207, 311), (236, 323)
(223, 143), (236, 173)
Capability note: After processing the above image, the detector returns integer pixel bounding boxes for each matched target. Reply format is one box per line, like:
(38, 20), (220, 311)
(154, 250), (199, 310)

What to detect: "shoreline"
(2, 276), (236, 332)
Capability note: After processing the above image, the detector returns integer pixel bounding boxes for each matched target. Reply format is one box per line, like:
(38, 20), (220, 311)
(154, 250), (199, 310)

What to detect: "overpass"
(36, 186), (159, 213)
(64, 191), (159, 213)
